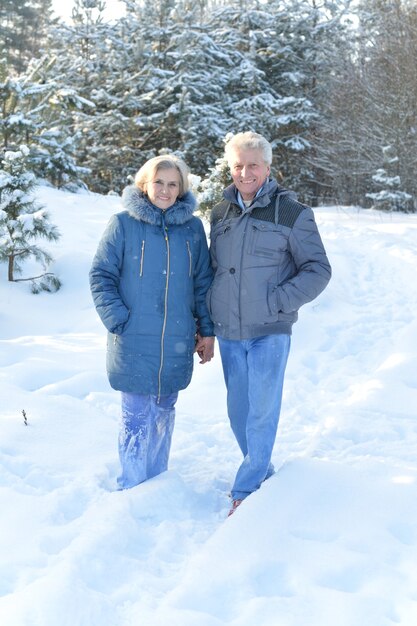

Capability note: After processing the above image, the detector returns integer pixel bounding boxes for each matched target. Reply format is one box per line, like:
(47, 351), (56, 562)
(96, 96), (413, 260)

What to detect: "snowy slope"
(1, 186), (417, 626)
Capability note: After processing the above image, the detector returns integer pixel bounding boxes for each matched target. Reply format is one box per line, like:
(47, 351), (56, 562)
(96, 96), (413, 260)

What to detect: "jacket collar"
(122, 185), (196, 226)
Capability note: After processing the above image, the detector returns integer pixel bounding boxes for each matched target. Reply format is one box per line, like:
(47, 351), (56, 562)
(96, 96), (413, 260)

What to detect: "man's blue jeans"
(218, 334), (291, 501)
(117, 392), (178, 490)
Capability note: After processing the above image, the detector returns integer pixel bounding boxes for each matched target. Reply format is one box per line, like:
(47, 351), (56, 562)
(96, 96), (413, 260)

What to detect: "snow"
(1, 186), (417, 625)
(16, 209), (47, 232)
(51, 0), (125, 23)
(5, 146), (30, 160)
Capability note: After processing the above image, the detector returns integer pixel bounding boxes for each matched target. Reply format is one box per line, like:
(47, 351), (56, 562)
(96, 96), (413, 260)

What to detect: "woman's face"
(146, 167), (181, 210)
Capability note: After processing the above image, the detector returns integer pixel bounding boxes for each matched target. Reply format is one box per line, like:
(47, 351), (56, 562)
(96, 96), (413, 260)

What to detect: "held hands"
(195, 334), (215, 364)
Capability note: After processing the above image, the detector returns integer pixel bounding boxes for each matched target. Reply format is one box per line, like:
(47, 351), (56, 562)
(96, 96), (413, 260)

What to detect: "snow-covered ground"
(1, 186), (417, 626)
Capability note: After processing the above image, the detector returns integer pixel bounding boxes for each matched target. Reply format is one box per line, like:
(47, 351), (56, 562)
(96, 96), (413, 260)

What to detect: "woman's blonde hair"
(134, 155), (190, 197)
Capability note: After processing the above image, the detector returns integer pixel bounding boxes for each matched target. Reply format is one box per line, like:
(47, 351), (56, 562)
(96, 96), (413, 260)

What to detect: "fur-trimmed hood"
(122, 185), (196, 226)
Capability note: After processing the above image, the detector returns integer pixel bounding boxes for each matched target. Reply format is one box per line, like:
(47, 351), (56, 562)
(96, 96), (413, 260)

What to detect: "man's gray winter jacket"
(207, 178), (331, 340)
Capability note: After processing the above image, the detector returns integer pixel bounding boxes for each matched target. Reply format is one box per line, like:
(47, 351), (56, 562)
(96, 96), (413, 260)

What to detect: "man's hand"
(195, 334), (215, 364)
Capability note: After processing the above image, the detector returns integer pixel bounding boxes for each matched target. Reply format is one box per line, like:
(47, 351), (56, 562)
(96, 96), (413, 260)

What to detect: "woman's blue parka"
(89, 186), (214, 397)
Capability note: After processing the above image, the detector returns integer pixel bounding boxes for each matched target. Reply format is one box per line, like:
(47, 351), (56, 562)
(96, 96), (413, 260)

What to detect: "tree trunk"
(8, 255), (14, 282)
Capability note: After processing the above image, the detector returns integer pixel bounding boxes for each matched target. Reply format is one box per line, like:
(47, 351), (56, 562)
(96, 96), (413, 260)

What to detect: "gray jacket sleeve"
(275, 207), (331, 313)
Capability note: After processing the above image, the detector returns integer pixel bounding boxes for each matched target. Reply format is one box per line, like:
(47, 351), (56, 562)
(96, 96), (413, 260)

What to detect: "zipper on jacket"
(186, 241), (192, 277)
(239, 216), (251, 338)
(157, 225), (170, 402)
(139, 240), (145, 276)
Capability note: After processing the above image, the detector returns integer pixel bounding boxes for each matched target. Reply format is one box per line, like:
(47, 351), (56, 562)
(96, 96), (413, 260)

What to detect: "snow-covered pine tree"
(0, 57), (90, 188)
(81, 0), (234, 188)
(157, 1), (238, 173)
(366, 145), (414, 213)
(258, 0), (353, 203)
(209, 1), (286, 142)
(0, 0), (55, 74)
(46, 0), (133, 192)
(0, 145), (61, 292)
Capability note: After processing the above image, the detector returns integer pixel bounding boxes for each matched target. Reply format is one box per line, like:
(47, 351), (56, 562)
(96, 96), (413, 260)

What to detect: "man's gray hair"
(224, 132), (273, 166)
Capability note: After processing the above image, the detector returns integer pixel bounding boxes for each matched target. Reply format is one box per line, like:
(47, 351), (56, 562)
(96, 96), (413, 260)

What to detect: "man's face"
(229, 147), (270, 201)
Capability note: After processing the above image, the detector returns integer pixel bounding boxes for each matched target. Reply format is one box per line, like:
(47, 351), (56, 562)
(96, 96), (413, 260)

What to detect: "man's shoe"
(227, 499), (243, 517)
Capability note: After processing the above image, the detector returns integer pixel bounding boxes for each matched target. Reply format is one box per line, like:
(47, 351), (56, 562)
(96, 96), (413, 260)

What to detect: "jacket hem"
(213, 322), (293, 340)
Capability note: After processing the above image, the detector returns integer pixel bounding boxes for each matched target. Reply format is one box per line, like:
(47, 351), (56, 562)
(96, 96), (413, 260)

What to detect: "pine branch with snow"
(197, 156), (230, 217)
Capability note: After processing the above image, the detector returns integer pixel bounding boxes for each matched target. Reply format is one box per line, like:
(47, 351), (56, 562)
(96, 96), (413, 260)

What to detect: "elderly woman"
(90, 155), (214, 489)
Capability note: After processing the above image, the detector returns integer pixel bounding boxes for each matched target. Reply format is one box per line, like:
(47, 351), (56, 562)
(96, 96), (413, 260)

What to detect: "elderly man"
(207, 131), (331, 516)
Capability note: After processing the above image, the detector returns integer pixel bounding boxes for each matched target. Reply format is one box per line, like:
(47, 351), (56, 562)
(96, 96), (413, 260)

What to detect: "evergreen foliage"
(0, 0), (55, 74)
(0, 145), (61, 292)
(366, 145), (414, 212)
(197, 154), (231, 216)
(314, 0), (417, 208)
(0, 57), (90, 188)
(0, 0), (415, 211)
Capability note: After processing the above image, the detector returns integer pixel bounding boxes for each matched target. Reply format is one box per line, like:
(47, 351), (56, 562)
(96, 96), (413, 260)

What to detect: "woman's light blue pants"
(218, 334), (291, 501)
(117, 391), (178, 490)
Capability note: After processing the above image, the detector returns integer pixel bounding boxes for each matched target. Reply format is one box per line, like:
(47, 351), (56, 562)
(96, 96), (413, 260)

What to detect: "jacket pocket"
(205, 271), (229, 326)
(211, 221), (234, 268)
(267, 282), (279, 316)
(267, 284), (295, 323)
(111, 309), (131, 339)
(248, 223), (288, 259)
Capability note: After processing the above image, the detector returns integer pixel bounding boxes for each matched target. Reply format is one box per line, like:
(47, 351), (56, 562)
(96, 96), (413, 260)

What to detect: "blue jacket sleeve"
(192, 219), (214, 337)
(89, 214), (130, 334)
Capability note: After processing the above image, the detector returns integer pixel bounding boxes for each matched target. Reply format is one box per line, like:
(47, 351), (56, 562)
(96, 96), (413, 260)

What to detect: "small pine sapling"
(0, 145), (62, 292)
(366, 145), (414, 213)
